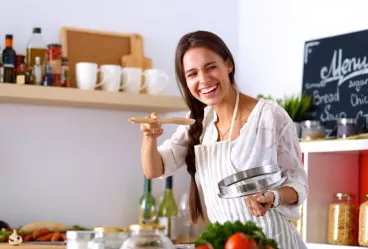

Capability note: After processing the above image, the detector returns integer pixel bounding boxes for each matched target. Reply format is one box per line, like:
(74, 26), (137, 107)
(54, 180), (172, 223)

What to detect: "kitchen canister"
(66, 230), (95, 249)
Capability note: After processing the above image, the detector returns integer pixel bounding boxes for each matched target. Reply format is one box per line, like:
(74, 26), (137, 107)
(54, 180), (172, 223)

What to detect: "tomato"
(225, 232), (255, 249)
(195, 242), (214, 249)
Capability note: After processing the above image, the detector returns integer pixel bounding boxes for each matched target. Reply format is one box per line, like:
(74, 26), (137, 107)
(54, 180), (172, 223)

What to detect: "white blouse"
(158, 98), (309, 221)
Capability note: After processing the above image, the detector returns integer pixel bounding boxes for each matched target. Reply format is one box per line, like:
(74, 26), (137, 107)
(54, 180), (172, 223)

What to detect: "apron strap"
(227, 90), (240, 143)
(227, 90), (240, 171)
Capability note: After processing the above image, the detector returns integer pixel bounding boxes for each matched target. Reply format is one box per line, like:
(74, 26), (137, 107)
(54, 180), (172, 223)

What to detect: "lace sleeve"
(276, 120), (309, 220)
(275, 121), (309, 219)
(157, 113), (190, 179)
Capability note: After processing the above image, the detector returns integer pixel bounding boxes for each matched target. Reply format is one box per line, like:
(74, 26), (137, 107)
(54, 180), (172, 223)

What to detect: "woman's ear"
(226, 59), (233, 73)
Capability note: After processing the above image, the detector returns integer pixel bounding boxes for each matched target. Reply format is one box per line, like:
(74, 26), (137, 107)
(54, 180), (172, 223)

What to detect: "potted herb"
(256, 92), (313, 138)
(282, 93), (313, 138)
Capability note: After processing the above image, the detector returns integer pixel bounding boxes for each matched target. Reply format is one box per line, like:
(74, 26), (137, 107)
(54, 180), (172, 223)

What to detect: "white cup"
(76, 62), (106, 90)
(121, 67), (146, 93)
(143, 69), (169, 95)
(99, 64), (131, 92)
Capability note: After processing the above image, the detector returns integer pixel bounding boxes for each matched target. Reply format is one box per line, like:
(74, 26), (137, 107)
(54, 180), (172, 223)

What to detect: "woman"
(140, 30), (308, 249)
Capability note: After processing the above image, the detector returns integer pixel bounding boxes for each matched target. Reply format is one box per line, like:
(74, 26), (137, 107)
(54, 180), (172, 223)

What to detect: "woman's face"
(182, 46), (233, 107)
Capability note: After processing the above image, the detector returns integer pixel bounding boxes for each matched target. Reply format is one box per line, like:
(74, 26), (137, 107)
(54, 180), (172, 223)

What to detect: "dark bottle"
(2, 34), (17, 83)
(43, 65), (54, 86)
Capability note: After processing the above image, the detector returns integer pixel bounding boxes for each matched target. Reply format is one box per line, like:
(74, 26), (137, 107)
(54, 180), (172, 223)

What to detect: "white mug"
(121, 67), (146, 93)
(76, 62), (106, 90)
(99, 64), (130, 92)
(143, 69), (169, 95)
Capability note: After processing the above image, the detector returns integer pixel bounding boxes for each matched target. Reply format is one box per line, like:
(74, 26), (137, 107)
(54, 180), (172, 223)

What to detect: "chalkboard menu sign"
(302, 29), (368, 137)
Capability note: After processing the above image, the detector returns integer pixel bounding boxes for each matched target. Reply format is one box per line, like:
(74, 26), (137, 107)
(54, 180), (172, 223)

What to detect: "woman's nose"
(198, 71), (210, 84)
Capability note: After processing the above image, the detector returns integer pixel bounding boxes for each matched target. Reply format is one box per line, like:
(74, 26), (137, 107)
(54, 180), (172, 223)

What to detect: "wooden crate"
(60, 26), (152, 89)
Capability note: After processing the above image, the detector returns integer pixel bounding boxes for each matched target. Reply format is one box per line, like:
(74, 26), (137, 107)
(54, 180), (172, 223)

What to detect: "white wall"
(238, 0), (368, 99)
(0, 0), (239, 228)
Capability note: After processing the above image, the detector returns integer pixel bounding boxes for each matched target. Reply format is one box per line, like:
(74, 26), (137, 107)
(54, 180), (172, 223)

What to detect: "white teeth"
(200, 85), (217, 94)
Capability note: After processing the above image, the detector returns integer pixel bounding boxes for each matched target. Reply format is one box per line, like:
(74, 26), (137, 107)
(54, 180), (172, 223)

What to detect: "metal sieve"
(217, 165), (286, 199)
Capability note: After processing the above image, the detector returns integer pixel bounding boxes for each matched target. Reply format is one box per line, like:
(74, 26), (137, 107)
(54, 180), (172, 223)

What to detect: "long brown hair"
(174, 31), (236, 223)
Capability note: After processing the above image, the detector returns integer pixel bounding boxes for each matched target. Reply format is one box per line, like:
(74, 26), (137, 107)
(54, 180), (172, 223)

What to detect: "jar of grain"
(328, 193), (357, 245)
(359, 194), (368, 246)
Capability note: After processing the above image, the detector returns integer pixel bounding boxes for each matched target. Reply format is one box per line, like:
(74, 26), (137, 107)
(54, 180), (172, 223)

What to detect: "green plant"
(282, 92), (312, 122)
(256, 94), (283, 105)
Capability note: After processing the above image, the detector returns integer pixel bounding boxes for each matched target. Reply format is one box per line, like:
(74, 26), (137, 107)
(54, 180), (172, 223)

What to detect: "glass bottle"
(328, 193), (357, 245)
(120, 224), (174, 249)
(2, 34), (17, 83)
(359, 194), (368, 246)
(0, 48), (3, 83)
(138, 176), (157, 225)
(26, 27), (47, 73)
(158, 176), (178, 240)
(32, 56), (43, 85)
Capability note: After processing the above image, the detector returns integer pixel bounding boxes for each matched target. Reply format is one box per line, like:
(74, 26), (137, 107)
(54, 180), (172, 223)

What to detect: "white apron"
(194, 91), (307, 249)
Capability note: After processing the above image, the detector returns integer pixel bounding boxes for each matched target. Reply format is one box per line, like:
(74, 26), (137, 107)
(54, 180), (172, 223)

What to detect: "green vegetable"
(194, 221), (279, 249)
(0, 230), (12, 242)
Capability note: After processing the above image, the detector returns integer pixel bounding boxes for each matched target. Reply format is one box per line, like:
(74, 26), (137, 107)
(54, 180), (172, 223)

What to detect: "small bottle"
(138, 176), (157, 225)
(0, 48), (3, 83)
(158, 176), (178, 240)
(16, 64), (27, 85)
(43, 66), (54, 86)
(2, 34), (17, 83)
(33, 57), (43, 85)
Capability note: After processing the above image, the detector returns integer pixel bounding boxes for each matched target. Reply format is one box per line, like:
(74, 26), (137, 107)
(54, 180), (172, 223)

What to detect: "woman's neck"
(213, 88), (238, 125)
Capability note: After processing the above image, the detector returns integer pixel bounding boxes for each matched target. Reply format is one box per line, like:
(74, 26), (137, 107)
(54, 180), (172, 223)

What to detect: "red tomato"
(225, 232), (255, 249)
(195, 243), (214, 249)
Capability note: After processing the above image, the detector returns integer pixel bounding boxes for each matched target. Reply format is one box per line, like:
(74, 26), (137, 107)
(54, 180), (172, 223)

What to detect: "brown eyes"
(186, 66), (216, 78)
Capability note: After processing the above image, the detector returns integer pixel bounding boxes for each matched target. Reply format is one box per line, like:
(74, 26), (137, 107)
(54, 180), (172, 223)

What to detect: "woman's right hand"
(141, 112), (164, 139)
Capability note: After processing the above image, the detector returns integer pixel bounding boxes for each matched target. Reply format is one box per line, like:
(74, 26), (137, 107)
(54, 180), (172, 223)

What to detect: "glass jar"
(337, 118), (359, 138)
(301, 120), (325, 141)
(359, 194), (368, 246)
(120, 224), (174, 249)
(66, 230), (95, 249)
(89, 227), (127, 249)
(47, 43), (62, 86)
(328, 193), (357, 245)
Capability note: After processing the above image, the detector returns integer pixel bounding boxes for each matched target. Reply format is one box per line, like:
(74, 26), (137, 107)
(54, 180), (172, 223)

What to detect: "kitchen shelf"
(306, 243), (361, 249)
(300, 138), (368, 247)
(0, 83), (188, 113)
(300, 138), (368, 153)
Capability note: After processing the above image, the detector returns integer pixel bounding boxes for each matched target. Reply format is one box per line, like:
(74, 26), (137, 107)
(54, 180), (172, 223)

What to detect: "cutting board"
(0, 244), (65, 249)
(61, 26), (151, 88)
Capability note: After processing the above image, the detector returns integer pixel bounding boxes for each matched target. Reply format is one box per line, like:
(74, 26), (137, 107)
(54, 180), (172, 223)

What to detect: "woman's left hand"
(245, 191), (274, 217)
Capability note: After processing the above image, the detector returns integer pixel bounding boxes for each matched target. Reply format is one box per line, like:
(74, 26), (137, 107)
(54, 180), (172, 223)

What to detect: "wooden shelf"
(300, 138), (368, 153)
(0, 83), (188, 113)
(306, 243), (361, 249)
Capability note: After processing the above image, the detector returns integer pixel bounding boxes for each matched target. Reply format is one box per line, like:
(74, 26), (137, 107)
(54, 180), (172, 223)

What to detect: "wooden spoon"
(129, 117), (195, 125)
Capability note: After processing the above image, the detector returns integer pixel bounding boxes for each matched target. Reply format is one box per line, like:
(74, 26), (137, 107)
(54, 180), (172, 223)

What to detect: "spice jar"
(120, 224), (174, 249)
(359, 194), (368, 246)
(89, 227), (127, 249)
(47, 43), (62, 86)
(328, 193), (357, 245)
(337, 118), (359, 138)
(301, 120), (325, 140)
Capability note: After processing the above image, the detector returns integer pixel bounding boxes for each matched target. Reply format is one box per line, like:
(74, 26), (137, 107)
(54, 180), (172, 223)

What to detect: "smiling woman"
(139, 30), (309, 249)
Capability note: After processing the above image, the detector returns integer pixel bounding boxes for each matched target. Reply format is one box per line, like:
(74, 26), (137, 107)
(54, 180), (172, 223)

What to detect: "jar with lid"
(47, 43), (62, 87)
(89, 227), (127, 249)
(337, 118), (359, 138)
(359, 194), (368, 246)
(328, 193), (357, 245)
(301, 120), (325, 140)
(120, 224), (174, 249)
